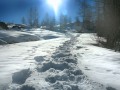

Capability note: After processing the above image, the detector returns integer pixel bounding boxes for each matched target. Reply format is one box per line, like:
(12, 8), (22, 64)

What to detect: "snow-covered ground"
(7, 33), (106, 90)
(0, 29), (64, 45)
(0, 29), (120, 90)
(72, 34), (120, 90)
(0, 29), (69, 89)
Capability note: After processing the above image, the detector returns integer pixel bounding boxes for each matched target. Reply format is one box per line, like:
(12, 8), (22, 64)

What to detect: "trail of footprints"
(41, 36), (84, 90)
(35, 36), (106, 90)
(10, 35), (113, 90)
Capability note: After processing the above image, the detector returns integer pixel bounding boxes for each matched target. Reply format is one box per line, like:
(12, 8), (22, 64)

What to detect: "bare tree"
(59, 13), (68, 30)
(28, 7), (39, 28)
(78, 0), (94, 31)
(21, 16), (26, 24)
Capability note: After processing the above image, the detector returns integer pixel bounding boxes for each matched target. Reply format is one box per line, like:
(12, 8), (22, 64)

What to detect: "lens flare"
(47, 0), (62, 15)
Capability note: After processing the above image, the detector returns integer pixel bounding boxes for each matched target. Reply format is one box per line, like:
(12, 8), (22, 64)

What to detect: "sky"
(0, 0), (80, 24)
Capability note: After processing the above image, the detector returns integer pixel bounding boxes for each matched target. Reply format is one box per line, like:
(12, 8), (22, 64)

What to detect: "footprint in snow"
(34, 56), (45, 63)
(20, 85), (35, 90)
(106, 70), (112, 72)
(106, 87), (116, 90)
(113, 72), (120, 75)
(37, 61), (71, 72)
(12, 69), (31, 84)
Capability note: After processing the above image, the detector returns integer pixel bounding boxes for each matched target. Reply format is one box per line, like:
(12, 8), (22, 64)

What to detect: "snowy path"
(0, 37), (68, 90)
(8, 34), (106, 90)
(1, 31), (120, 90)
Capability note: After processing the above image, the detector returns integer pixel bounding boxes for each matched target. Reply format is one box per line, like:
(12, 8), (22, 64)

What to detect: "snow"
(0, 29), (65, 45)
(72, 33), (120, 90)
(7, 32), (106, 90)
(0, 29), (120, 90)
(0, 30), (39, 44)
(0, 29), (69, 90)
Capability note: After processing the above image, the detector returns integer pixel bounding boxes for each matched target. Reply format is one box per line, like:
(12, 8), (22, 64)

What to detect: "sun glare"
(47, 0), (62, 14)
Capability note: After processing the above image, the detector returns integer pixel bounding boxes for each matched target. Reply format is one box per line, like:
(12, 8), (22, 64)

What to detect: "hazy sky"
(0, 0), (80, 24)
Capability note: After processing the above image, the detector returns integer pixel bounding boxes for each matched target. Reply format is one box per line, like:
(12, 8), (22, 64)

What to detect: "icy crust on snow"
(8, 34), (106, 90)
(0, 29), (65, 45)
(0, 30), (39, 44)
(72, 33), (120, 90)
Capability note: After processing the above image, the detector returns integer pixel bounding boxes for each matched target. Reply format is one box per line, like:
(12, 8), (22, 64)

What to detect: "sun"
(47, 0), (62, 14)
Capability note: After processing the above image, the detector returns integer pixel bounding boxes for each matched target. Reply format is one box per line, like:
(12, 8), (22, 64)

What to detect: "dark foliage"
(95, 0), (120, 51)
(0, 22), (8, 30)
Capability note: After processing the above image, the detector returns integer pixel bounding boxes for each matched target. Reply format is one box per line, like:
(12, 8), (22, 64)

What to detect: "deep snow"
(7, 33), (106, 90)
(0, 29), (120, 90)
(72, 34), (120, 90)
(0, 29), (69, 90)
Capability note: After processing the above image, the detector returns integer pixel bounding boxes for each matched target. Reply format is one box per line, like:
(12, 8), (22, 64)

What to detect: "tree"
(68, 17), (72, 29)
(78, 0), (94, 31)
(44, 13), (50, 28)
(49, 16), (56, 30)
(33, 8), (39, 27)
(41, 13), (56, 30)
(59, 14), (68, 30)
(60, 14), (64, 30)
(94, 0), (120, 51)
(21, 17), (26, 24)
(28, 8), (34, 27)
(75, 17), (81, 32)
(103, 0), (120, 49)
(28, 7), (39, 28)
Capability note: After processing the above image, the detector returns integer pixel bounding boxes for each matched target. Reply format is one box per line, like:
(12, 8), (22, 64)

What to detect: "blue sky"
(0, 0), (80, 24)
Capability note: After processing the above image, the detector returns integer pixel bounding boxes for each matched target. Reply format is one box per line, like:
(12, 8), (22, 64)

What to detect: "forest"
(76, 0), (120, 51)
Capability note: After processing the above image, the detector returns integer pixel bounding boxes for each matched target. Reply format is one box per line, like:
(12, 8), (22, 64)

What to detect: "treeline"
(21, 8), (73, 31)
(94, 0), (120, 51)
(41, 13), (73, 31)
(21, 7), (39, 28)
(77, 0), (95, 31)
(77, 0), (120, 51)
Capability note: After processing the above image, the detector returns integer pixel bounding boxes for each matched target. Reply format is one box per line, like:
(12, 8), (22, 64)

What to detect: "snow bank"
(0, 29), (65, 45)
(72, 33), (120, 90)
(0, 30), (39, 44)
